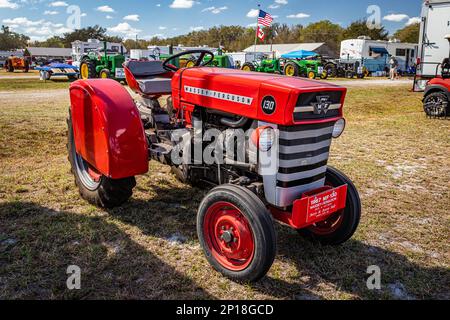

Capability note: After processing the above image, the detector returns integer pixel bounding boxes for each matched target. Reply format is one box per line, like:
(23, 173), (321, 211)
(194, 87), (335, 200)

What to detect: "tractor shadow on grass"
(0, 201), (213, 299)
(252, 227), (450, 300)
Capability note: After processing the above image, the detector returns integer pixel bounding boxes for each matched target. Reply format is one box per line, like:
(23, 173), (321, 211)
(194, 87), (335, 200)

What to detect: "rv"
(340, 38), (418, 75)
(415, 0), (450, 91)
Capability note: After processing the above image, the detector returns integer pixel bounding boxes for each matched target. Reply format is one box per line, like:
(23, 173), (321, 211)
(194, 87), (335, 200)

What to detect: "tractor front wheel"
(298, 167), (361, 245)
(67, 115), (136, 208)
(99, 69), (110, 79)
(197, 184), (276, 282)
(80, 60), (97, 79)
(308, 71), (316, 79)
(242, 62), (256, 72)
(423, 92), (449, 117)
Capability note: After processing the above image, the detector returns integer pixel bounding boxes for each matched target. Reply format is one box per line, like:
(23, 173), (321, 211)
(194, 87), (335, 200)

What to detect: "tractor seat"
(124, 60), (172, 95)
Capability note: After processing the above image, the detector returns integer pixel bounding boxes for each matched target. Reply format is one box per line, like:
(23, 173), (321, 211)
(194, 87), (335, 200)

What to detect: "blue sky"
(0, 0), (423, 41)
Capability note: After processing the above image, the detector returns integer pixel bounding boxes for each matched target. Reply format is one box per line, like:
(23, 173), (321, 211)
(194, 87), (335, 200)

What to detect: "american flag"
(258, 10), (273, 27)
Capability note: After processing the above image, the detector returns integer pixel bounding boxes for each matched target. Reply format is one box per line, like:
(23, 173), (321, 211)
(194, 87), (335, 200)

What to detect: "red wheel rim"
(308, 210), (344, 235)
(203, 201), (255, 271)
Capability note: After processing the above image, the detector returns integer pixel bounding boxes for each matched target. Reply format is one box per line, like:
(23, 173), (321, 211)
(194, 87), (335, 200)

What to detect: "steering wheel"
(162, 49), (215, 72)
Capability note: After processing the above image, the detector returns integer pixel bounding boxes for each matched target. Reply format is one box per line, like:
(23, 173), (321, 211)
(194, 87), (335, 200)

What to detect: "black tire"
(24, 60), (29, 73)
(325, 63), (337, 78)
(7, 60), (14, 72)
(423, 91), (449, 117)
(345, 71), (354, 79)
(67, 114), (136, 208)
(80, 60), (97, 79)
(298, 167), (361, 245)
(197, 184), (276, 282)
(283, 61), (299, 77)
(242, 62), (256, 72)
(357, 72), (365, 79)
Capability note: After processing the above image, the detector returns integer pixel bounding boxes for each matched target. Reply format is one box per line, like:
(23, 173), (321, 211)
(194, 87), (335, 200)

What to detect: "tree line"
(1, 20), (420, 53)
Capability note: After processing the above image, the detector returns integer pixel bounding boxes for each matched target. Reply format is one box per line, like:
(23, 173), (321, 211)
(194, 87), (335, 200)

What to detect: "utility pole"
(254, 4), (261, 53)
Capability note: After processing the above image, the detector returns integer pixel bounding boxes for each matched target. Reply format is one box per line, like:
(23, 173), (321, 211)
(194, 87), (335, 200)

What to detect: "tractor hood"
(173, 67), (346, 126)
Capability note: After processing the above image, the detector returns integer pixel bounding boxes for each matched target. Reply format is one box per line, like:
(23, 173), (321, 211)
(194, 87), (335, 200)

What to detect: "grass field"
(0, 84), (449, 300)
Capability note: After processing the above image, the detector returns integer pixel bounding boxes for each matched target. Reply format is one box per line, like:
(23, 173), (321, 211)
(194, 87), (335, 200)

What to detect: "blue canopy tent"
(281, 50), (319, 59)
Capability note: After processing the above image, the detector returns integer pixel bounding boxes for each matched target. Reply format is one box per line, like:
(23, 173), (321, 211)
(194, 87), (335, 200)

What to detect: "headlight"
(332, 118), (346, 138)
(251, 126), (275, 151)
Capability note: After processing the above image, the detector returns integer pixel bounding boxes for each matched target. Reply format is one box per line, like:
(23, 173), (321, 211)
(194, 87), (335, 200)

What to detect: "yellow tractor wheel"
(308, 71), (316, 79)
(80, 60), (96, 79)
(99, 69), (110, 79)
(186, 60), (196, 68)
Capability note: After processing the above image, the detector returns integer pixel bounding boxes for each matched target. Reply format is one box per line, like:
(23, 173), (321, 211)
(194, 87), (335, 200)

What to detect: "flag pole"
(254, 4), (260, 53)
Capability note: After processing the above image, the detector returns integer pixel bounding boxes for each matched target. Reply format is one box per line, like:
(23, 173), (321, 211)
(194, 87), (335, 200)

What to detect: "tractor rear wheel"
(298, 167), (361, 245)
(242, 62), (255, 72)
(320, 71), (328, 80)
(80, 60), (97, 79)
(283, 62), (299, 77)
(7, 61), (14, 72)
(423, 92), (449, 117)
(67, 115), (136, 208)
(324, 63), (337, 78)
(197, 184), (276, 282)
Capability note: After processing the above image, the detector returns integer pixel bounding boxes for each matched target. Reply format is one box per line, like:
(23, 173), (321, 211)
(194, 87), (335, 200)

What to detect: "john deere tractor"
(79, 41), (126, 80)
(185, 49), (234, 69)
(241, 54), (282, 74)
(283, 58), (328, 79)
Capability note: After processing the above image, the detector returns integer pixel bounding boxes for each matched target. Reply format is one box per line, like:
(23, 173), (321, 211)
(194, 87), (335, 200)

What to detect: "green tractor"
(241, 54), (282, 74)
(185, 49), (234, 69)
(79, 41), (126, 80)
(282, 59), (328, 79)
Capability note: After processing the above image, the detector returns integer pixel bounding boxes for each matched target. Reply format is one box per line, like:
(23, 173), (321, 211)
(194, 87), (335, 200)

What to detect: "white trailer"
(340, 38), (418, 74)
(415, 0), (450, 90)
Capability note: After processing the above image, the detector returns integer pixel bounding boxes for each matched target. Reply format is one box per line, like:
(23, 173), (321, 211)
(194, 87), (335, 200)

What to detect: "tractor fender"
(69, 79), (148, 179)
(424, 84), (450, 100)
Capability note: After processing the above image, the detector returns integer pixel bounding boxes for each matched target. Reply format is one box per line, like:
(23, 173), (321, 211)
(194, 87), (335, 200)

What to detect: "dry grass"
(0, 85), (449, 300)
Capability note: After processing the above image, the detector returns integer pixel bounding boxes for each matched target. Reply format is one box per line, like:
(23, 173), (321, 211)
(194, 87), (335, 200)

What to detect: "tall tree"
(343, 19), (389, 40)
(393, 23), (420, 43)
(300, 20), (343, 55)
(0, 25), (30, 50)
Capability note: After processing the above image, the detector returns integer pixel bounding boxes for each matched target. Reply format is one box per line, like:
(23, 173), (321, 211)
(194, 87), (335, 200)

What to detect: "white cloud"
(275, 0), (288, 4)
(202, 6), (228, 14)
(143, 33), (166, 40)
(49, 1), (68, 7)
(123, 14), (139, 21)
(3, 17), (43, 27)
(383, 13), (409, 22)
(158, 26), (167, 30)
(81, 13), (87, 17)
(96, 5), (114, 13)
(107, 22), (141, 35)
(247, 9), (259, 18)
(268, 4), (279, 9)
(190, 26), (204, 32)
(44, 10), (58, 15)
(406, 17), (421, 26)
(2, 16), (73, 39)
(0, 0), (19, 9)
(106, 15), (113, 19)
(287, 13), (310, 19)
(170, 0), (194, 9)
(156, 4), (161, 7)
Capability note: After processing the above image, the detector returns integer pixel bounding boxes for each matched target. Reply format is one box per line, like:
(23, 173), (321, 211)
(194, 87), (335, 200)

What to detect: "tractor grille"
(293, 91), (343, 121)
(273, 122), (335, 207)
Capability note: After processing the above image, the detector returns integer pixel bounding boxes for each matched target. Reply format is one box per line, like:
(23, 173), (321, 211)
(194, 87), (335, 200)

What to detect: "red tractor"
(67, 50), (361, 282)
(423, 35), (450, 118)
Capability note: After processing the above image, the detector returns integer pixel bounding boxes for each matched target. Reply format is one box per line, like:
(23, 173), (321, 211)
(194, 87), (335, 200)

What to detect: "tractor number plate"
(306, 185), (347, 223)
(115, 68), (125, 79)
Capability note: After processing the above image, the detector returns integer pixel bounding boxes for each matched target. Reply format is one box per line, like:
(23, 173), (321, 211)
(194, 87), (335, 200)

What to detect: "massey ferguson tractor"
(67, 49), (361, 282)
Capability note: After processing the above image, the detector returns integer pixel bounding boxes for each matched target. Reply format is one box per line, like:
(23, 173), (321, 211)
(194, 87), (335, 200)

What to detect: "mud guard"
(69, 79), (148, 179)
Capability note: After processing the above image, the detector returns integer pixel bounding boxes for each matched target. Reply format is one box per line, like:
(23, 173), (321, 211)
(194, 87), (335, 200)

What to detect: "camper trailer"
(415, 0), (450, 91)
(340, 38), (418, 75)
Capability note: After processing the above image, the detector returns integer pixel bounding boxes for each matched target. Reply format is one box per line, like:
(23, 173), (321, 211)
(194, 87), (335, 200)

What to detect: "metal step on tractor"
(67, 49), (361, 282)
